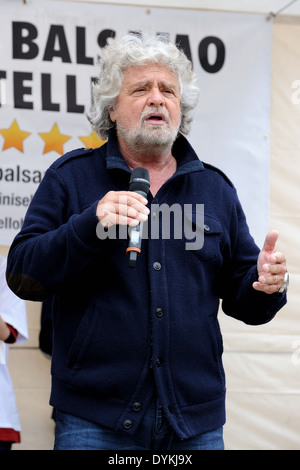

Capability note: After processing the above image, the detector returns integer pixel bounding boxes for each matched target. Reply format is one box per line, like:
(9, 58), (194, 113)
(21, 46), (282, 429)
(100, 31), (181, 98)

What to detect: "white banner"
(0, 1), (272, 246)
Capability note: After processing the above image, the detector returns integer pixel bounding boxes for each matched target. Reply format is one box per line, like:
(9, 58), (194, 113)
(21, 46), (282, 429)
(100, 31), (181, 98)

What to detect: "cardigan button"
(156, 308), (164, 318)
(153, 262), (161, 271)
(123, 419), (133, 429)
(156, 358), (161, 367)
(132, 402), (141, 412)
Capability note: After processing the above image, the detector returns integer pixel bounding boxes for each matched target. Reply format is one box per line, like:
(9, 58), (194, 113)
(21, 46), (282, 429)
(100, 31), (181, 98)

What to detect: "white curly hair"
(87, 34), (200, 140)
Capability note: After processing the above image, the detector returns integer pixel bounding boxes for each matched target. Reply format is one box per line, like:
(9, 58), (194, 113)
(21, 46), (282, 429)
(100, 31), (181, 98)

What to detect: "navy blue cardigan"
(6, 132), (286, 440)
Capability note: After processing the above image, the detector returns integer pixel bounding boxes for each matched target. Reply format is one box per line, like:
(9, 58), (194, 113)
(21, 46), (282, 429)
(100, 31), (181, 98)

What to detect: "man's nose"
(147, 88), (165, 107)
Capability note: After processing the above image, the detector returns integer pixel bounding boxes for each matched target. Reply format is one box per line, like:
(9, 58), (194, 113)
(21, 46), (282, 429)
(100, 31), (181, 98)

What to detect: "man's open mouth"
(144, 113), (166, 124)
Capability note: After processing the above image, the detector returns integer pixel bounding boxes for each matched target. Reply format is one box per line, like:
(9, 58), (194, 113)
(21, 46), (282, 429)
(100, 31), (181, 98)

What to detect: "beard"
(116, 107), (180, 156)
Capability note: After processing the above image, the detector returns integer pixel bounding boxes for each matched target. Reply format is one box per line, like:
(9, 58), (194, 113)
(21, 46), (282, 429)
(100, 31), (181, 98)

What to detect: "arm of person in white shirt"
(0, 316), (11, 342)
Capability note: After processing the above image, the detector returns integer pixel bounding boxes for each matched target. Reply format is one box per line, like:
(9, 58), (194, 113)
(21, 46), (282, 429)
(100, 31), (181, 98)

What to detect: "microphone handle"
(127, 189), (148, 267)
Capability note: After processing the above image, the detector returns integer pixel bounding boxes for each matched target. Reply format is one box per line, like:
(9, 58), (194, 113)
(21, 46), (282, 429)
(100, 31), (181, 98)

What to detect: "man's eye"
(133, 88), (146, 94)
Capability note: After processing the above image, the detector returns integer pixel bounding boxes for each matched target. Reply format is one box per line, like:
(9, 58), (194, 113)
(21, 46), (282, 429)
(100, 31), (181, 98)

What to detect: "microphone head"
(129, 167), (150, 196)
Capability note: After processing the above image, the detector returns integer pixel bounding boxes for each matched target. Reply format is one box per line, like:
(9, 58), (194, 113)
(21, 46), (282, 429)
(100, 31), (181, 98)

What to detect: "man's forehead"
(123, 64), (179, 85)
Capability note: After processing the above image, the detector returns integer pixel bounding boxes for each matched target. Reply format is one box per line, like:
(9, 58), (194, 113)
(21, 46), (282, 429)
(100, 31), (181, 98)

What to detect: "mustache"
(140, 107), (170, 124)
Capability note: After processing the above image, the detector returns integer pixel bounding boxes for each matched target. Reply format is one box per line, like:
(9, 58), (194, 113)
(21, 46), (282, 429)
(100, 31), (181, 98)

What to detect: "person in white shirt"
(0, 255), (28, 450)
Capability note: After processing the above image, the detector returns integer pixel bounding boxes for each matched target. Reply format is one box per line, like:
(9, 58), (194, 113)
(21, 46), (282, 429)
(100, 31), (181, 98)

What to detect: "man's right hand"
(96, 191), (150, 229)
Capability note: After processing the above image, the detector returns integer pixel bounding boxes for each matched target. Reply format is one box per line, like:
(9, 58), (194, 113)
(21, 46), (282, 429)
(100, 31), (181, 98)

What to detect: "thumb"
(262, 230), (279, 253)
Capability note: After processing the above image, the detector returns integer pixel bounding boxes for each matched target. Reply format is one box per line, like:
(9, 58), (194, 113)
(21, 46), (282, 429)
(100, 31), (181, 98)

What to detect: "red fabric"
(0, 428), (20, 443)
(4, 323), (18, 344)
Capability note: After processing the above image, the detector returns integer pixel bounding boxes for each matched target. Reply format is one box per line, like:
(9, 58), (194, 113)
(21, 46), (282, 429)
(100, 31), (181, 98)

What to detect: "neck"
(123, 149), (175, 172)
(119, 142), (177, 196)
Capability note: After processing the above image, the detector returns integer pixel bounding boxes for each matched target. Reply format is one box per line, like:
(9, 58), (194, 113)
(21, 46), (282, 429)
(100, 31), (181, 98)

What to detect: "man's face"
(109, 64), (181, 154)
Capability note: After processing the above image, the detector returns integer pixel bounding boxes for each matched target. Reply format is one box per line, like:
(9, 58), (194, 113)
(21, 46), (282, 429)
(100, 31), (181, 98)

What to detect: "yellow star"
(79, 130), (107, 149)
(0, 119), (31, 152)
(38, 123), (71, 155)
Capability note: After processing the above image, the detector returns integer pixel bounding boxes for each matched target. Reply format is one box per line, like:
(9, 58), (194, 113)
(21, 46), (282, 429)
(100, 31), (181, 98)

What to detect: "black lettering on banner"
(0, 71), (6, 107)
(13, 22), (39, 59)
(21, 169), (30, 183)
(97, 29), (116, 48)
(0, 193), (33, 207)
(41, 73), (60, 111)
(14, 71), (33, 109)
(198, 36), (225, 73)
(175, 34), (192, 63)
(128, 30), (142, 38)
(8, 21), (227, 119)
(0, 218), (24, 231)
(76, 27), (94, 64)
(90, 76), (98, 103)
(66, 75), (84, 113)
(0, 166), (43, 183)
(43, 25), (71, 62)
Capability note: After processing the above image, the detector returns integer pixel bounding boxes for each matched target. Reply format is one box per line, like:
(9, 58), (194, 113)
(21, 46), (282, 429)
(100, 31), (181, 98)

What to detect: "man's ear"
(109, 108), (116, 122)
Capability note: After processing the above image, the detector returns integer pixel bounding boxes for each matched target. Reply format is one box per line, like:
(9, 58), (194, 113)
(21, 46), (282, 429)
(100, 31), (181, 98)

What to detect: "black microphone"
(126, 167), (150, 267)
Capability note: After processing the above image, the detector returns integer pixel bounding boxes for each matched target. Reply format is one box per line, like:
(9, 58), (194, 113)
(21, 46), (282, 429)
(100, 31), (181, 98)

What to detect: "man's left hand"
(252, 230), (287, 294)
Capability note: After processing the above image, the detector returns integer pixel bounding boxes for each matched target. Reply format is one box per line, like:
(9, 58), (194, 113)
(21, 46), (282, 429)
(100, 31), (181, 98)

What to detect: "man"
(6, 34), (287, 450)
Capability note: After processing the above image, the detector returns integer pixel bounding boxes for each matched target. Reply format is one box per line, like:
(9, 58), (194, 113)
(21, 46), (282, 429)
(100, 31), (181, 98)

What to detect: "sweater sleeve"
(6, 167), (102, 301)
(220, 189), (287, 326)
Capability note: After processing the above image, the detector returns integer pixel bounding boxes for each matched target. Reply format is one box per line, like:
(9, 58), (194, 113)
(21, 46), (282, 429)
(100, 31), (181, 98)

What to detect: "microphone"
(126, 167), (150, 267)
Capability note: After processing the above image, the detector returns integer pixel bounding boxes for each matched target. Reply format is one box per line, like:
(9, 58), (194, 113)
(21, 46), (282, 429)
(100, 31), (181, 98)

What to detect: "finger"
(99, 191), (149, 215)
(97, 193), (149, 227)
(261, 261), (286, 275)
(116, 214), (141, 226)
(271, 252), (286, 265)
(96, 199), (127, 227)
(99, 209), (141, 228)
(115, 195), (150, 220)
(117, 207), (148, 224)
(120, 196), (150, 216)
(262, 229), (279, 253)
(107, 191), (148, 206)
(99, 192), (149, 215)
(252, 281), (282, 294)
(264, 265), (286, 277)
(258, 273), (284, 286)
